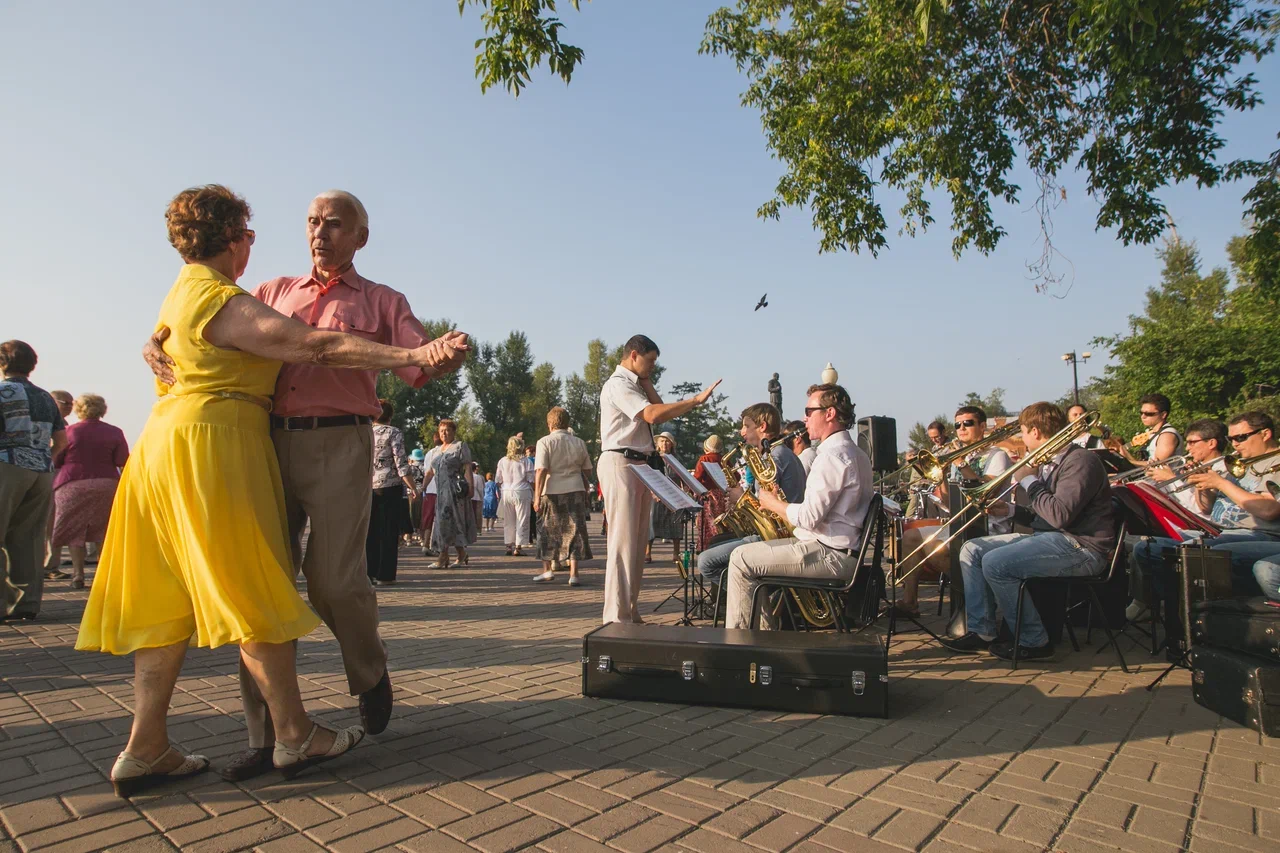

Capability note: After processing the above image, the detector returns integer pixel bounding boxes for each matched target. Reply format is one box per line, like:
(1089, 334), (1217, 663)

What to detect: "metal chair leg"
(1089, 587), (1130, 673)
(1063, 584), (1082, 653)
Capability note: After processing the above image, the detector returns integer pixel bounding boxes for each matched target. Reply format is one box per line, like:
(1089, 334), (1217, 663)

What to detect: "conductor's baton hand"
(694, 380), (722, 405)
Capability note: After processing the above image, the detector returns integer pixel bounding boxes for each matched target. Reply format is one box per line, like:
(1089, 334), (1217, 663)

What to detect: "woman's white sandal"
(273, 723), (365, 780)
(110, 746), (209, 798)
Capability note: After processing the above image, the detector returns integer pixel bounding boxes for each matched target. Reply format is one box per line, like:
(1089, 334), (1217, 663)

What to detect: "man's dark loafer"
(990, 641), (1056, 662)
(941, 632), (992, 654)
(219, 747), (274, 782)
(359, 671), (393, 735)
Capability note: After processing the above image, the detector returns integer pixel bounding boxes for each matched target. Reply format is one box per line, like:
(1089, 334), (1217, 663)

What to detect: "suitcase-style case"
(1193, 597), (1280, 661)
(1191, 645), (1280, 737)
(582, 623), (888, 717)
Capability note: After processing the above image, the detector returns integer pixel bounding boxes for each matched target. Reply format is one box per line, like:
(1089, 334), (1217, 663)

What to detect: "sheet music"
(630, 465), (701, 511)
(700, 461), (729, 491)
(663, 453), (708, 496)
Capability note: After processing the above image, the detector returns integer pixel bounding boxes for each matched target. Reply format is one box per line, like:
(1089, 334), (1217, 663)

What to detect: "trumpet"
(1165, 448), (1280, 494)
(894, 411), (1100, 586)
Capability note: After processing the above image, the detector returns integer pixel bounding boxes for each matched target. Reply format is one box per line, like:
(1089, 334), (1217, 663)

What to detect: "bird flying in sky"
(754, 293), (768, 311)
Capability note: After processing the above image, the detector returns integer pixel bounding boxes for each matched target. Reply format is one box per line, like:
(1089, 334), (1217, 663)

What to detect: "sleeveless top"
(1145, 424), (1184, 461)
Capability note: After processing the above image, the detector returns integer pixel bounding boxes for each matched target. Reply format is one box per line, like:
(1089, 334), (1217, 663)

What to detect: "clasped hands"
(415, 331), (469, 373)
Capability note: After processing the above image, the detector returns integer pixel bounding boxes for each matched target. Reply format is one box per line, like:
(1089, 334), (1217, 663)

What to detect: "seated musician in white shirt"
(1147, 418), (1229, 519)
(723, 384), (873, 629)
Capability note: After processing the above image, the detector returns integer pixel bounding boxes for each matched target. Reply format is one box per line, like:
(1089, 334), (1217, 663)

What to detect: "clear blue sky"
(4, 1), (1276, 448)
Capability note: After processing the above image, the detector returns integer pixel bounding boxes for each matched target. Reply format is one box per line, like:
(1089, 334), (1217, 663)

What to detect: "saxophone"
(713, 440), (835, 628)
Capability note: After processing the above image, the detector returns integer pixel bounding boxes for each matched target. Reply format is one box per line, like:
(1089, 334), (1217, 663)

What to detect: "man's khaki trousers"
(241, 423), (384, 748)
(599, 452), (652, 624)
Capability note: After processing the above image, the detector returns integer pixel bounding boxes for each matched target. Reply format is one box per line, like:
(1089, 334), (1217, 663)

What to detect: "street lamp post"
(1061, 350), (1092, 405)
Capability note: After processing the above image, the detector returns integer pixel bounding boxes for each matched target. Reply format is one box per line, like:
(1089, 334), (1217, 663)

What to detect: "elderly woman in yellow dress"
(76, 185), (463, 797)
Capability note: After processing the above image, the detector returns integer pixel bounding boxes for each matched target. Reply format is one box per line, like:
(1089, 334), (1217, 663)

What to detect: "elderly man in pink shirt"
(146, 190), (467, 782)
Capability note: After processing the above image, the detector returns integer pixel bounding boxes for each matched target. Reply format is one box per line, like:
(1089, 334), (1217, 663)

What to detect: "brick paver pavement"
(3, 527), (1277, 852)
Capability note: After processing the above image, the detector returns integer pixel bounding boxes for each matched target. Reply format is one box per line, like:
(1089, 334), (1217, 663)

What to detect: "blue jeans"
(1255, 556), (1280, 601)
(697, 535), (760, 583)
(1133, 529), (1280, 598)
(961, 532), (1104, 649)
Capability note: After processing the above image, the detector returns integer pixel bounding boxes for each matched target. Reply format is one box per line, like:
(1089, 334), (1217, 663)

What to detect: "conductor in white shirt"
(598, 335), (720, 624)
(724, 384), (873, 629)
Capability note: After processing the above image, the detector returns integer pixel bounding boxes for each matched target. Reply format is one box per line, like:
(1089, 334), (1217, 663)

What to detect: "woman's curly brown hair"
(165, 184), (252, 261)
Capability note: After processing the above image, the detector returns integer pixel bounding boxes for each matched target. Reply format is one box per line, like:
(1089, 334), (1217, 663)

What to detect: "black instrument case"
(582, 623), (888, 717)
(1191, 644), (1280, 737)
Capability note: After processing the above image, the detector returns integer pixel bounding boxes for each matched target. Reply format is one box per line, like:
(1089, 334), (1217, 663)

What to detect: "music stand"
(630, 463), (703, 624)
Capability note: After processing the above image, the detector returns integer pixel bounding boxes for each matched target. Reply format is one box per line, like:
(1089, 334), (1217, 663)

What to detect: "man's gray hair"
(315, 190), (369, 230)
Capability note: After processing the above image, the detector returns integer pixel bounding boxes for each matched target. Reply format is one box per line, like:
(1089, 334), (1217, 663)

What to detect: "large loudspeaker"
(856, 416), (898, 472)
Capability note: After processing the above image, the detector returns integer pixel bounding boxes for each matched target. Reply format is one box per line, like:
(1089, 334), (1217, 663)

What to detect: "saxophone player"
(723, 384), (872, 629)
(695, 402), (806, 587)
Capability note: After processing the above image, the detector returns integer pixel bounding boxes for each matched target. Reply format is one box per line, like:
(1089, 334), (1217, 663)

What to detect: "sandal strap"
(113, 746), (209, 779)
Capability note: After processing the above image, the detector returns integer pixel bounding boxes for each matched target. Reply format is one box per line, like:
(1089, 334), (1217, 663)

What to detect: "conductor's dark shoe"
(941, 633), (992, 654)
(990, 641), (1056, 662)
(359, 671), (393, 735)
(219, 747), (273, 782)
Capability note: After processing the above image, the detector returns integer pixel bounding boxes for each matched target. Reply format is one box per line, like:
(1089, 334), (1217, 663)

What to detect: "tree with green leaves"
(663, 380), (739, 464)
(460, 1), (1275, 288)
(466, 331), (536, 434)
(375, 317), (466, 446)
(1089, 236), (1280, 440)
(959, 388), (1011, 418)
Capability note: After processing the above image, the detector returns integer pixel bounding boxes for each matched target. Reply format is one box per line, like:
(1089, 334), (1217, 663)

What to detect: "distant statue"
(768, 373), (782, 414)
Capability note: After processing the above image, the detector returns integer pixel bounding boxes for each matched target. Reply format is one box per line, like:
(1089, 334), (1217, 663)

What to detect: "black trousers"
(366, 483), (404, 582)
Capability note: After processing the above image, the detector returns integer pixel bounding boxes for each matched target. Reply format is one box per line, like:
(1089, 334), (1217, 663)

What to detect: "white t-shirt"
(471, 471), (484, 502)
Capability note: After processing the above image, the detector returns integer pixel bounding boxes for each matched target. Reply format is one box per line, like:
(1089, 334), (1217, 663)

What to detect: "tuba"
(713, 440), (836, 628)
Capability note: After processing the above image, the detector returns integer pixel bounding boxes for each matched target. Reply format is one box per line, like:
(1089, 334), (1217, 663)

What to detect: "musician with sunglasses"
(1120, 394), (1183, 466)
(722, 385), (871, 629)
(1132, 411), (1280, 600)
(1148, 419), (1229, 520)
(898, 408), (1013, 616)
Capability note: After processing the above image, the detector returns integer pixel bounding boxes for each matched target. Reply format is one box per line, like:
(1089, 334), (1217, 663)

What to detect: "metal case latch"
(597, 655), (611, 673)
(758, 665), (772, 686)
(851, 671), (866, 695)
(681, 661), (695, 681)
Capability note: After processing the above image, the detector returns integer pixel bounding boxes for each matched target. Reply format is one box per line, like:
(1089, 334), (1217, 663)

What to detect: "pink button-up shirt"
(252, 267), (430, 418)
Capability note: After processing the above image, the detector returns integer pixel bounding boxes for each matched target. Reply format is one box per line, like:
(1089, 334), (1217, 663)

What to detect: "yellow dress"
(77, 264), (321, 653)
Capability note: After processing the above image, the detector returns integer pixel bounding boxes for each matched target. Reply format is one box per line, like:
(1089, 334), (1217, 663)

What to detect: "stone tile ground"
(2, 528), (1276, 852)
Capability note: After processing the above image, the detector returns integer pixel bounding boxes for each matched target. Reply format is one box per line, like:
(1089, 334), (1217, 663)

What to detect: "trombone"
(1109, 454), (1191, 486)
(893, 411), (1101, 588)
(876, 421), (1022, 488)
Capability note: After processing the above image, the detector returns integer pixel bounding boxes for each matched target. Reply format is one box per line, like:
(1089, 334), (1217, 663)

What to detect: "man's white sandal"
(273, 723), (365, 780)
(110, 746), (209, 798)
